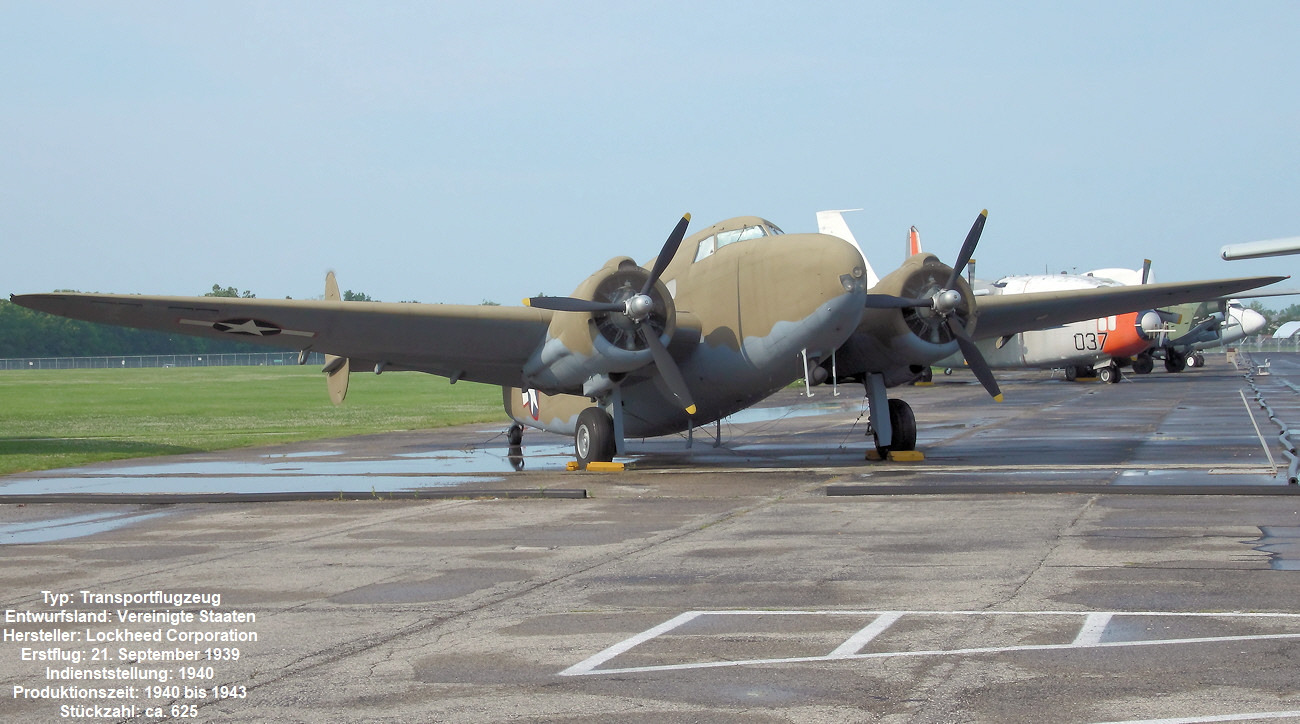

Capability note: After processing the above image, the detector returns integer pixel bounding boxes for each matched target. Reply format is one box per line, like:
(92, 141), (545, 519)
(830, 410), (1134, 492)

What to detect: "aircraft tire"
(1097, 364), (1120, 384)
(1188, 352), (1205, 368)
(507, 424), (524, 446)
(1064, 365), (1079, 382)
(1132, 354), (1154, 375)
(575, 407), (616, 468)
(874, 398), (917, 456)
(1164, 350), (1187, 373)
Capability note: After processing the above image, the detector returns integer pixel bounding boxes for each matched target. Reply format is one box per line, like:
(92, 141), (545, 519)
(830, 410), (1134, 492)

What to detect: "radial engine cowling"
(521, 256), (677, 395)
(864, 254), (975, 370)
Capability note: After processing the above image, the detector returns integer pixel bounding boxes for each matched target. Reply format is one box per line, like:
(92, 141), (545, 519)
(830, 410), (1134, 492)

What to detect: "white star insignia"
(213, 319), (282, 336)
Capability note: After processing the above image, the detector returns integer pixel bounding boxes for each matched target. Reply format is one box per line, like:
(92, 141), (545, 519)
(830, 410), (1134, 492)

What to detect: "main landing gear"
(863, 373), (918, 458)
(872, 398), (917, 457)
(507, 409), (620, 469)
(574, 407), (617, 468)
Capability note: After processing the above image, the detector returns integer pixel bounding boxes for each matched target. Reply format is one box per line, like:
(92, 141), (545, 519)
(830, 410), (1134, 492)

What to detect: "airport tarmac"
(4, 352), (1300, 722)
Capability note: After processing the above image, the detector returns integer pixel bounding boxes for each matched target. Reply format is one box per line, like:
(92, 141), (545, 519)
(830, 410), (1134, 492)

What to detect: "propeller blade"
(864, 294), (934, 309)
(523, 297), (623, 313)
(640, 327), (697, 415)
(947, 316), (1003, 402)
(640, 213), (692, 295)
(1141, 259), (1152, 285)
(944, 209), (988, 291)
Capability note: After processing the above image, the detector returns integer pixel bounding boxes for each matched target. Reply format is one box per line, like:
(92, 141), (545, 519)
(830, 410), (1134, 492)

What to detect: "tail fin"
(816, 209), (879, 289)
(323, 271), (350, 405)
(907, 225), (923, 257)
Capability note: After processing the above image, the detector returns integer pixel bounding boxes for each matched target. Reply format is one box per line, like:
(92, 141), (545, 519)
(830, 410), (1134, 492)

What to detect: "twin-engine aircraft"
(12, 211), (1284, 465)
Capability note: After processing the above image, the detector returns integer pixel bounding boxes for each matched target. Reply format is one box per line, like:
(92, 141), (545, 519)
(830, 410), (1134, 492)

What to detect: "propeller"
(524, 214), (697, 415)
(864, 210), (1003, 402)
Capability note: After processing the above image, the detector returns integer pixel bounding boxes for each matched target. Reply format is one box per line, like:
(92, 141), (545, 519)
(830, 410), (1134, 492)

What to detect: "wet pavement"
(4, 353), (1300, 722)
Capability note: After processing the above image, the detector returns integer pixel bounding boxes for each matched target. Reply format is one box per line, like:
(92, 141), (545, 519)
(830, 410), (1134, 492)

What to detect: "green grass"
(0, 366), (506, 474)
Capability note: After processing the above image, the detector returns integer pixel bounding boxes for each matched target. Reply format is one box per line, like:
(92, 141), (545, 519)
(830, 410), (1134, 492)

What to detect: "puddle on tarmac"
(1253, 527), (1300, 571)
(0, 400), (855, 498)
(0, 510), (173, 544)
(0, 474), (501, 497)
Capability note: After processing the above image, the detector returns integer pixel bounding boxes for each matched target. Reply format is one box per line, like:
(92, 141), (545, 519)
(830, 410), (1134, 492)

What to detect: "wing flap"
(973, 275), (1285, 340)
(11, 293), (553, 388)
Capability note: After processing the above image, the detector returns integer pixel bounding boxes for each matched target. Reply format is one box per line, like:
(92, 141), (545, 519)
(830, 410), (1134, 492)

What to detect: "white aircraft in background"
(818, 211), (1168, 383)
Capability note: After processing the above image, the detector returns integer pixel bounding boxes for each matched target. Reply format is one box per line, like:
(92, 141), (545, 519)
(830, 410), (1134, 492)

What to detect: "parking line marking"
(560, 610), (1300, 677)
(1090, 711), (1300, 723)
(1073, 612), (1114, 646)
(558, 610), (702, 677)
(829, 611), (903, 657)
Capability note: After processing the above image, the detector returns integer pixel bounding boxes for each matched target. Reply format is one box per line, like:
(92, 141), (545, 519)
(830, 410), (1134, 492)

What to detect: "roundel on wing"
(212, 318), (283, 336)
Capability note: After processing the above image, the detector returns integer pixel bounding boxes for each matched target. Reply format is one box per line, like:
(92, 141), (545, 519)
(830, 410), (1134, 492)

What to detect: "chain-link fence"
(0, 352), (326, 371)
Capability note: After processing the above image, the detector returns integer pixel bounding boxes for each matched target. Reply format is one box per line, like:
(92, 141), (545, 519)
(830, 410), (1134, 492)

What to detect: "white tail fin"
(816, 209), (879, 289)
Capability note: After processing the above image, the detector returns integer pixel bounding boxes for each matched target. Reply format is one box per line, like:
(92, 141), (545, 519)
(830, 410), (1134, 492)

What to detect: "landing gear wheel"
(873, 398), (917, 458)
(1132, 354), (1154, 375)
(1188, 351), (1205, 368)
(1164, 349), (1187, 373)
(1097, 363), (1120, 384)
(575, 407), (616, 468)
(917, 367), (933, 383)
(1064, 365), (1079, 382)
(507, 423), (523, 446)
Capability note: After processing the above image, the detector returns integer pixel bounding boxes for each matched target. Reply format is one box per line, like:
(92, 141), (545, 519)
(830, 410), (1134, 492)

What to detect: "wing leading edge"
(10, 293), (553, 388)
(973, 275), (1287, 340)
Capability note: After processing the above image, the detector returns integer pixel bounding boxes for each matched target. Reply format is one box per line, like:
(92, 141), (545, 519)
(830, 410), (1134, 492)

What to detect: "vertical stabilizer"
(816, 209), (878, 289)
(323, 271), (350, 405)
(907, 225), (923, 257)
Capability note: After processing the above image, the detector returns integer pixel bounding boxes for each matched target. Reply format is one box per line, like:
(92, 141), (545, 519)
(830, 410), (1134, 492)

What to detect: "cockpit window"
(694, 236), (716, 261)
(695, 225), (774, 262)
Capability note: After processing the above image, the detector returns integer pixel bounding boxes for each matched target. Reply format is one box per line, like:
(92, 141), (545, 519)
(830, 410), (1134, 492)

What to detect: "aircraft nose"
(822, 234), (870, 296)
(1241, 308), (1267, 335)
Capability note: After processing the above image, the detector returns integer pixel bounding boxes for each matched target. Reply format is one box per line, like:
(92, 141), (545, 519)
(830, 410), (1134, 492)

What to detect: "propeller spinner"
(524, 214), (697, 415)
(864, 210), (1003, 402)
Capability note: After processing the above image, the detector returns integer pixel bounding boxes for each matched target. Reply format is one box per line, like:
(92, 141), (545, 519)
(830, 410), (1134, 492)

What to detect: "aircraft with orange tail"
(818, 211), (1226, 385)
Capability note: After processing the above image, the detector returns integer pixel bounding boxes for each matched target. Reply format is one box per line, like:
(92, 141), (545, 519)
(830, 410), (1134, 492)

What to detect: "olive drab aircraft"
(11, 211), (1286, 465)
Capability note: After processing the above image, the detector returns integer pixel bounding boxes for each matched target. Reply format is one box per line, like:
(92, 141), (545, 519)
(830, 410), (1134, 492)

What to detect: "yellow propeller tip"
(993, 394), (1004, 402)
(980, 209), (989, 217)
(685, 405), (697, 415)
(683, 212), (691, 221)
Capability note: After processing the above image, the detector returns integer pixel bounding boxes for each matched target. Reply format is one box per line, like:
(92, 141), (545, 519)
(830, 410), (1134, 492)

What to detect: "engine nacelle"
(840, 254), (972, 380)
(521, 256), (677, 395)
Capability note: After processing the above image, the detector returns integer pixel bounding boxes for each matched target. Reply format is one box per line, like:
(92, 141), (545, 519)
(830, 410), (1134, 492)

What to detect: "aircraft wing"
(973, 275), (1285, 340)
(10, 293), (553, 388)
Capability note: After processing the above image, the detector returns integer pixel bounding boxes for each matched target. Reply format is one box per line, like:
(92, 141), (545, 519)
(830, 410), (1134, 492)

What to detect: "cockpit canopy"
(693, 219), (784, 262)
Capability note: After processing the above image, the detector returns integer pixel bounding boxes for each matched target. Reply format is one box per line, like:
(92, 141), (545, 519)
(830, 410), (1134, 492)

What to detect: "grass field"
(0, 366), (507, 475)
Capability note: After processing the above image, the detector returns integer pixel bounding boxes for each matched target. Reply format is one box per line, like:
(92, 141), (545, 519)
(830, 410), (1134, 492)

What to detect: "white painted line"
(829, 611), (903, 657)
(560, 610), (1300, 677)
(1073, 612), (1114, 646)
(1090, 711), (1300, 724)
(558, 610), (702, 677)
(575, 632), (1300, 676)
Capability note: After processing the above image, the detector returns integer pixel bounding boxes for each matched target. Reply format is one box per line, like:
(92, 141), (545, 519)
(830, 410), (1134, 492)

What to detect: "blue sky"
(3, 2), (1297, 305)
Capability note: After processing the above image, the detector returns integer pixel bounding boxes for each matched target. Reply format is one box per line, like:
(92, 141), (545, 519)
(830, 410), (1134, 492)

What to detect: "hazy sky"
(3, 2), (1297, 305)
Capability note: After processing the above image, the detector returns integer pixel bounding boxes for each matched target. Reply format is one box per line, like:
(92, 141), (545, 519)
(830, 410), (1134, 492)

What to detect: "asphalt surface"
(4, 351), (1300, 723)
